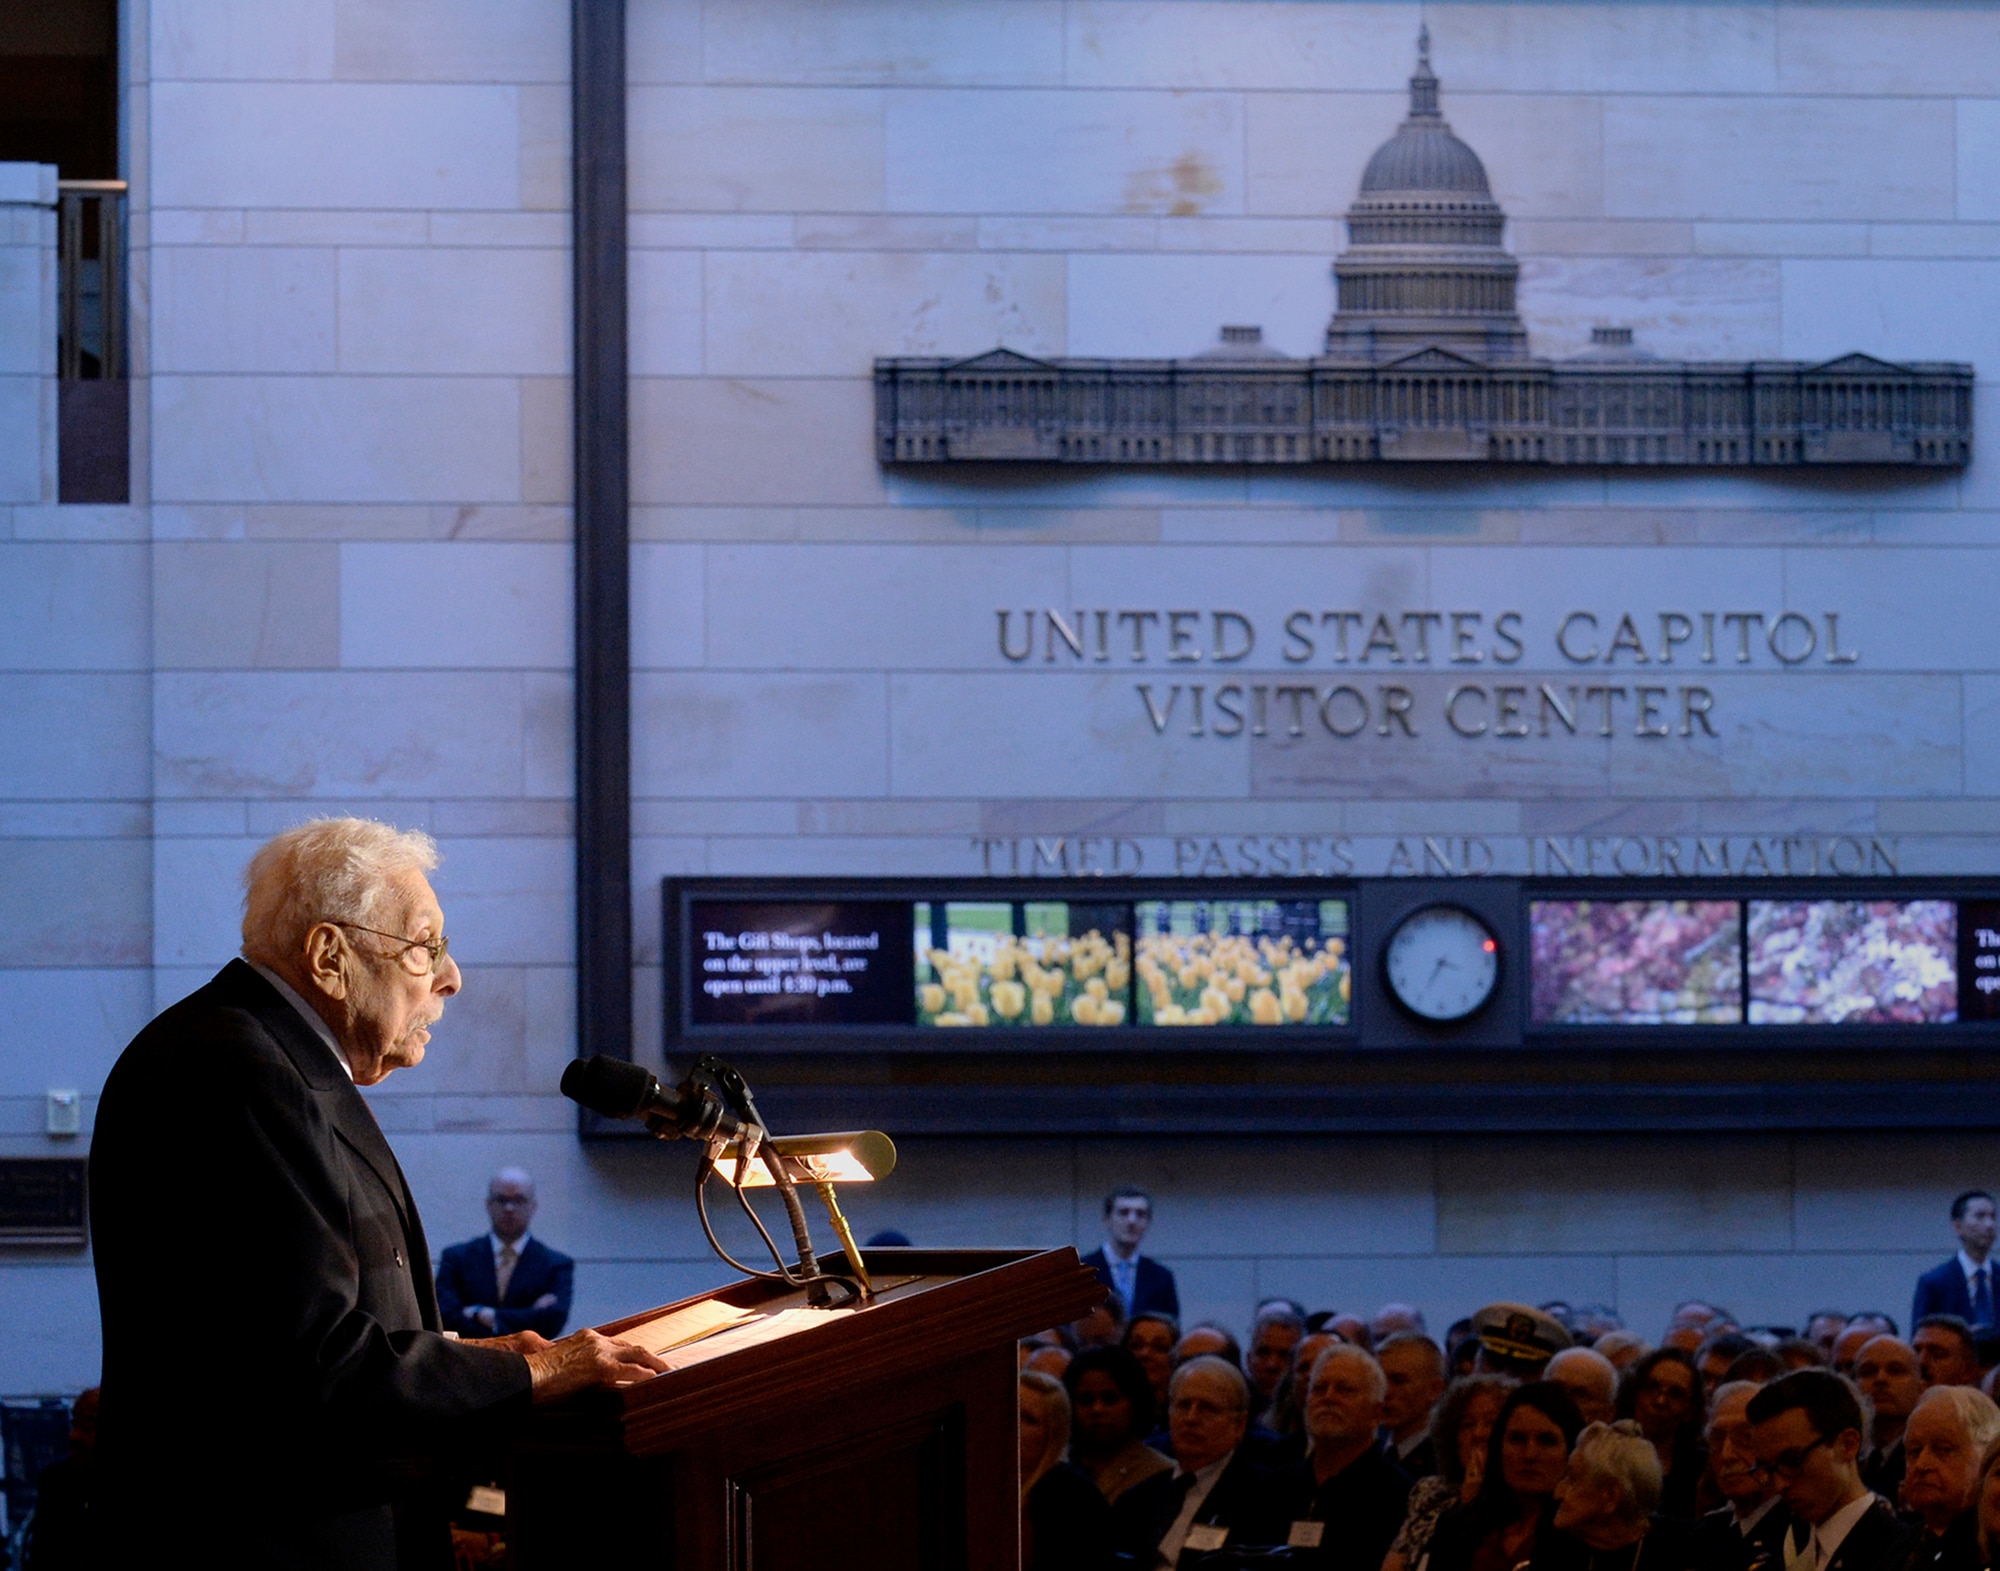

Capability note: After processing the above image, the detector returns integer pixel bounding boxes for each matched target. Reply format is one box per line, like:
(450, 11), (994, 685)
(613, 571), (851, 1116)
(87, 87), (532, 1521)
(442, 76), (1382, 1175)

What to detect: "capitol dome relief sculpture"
(874, 32), (1971, 470)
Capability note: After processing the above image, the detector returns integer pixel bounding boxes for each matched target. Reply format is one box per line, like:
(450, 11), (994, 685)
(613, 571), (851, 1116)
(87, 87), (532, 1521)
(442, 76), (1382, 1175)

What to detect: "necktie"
(1974, 1266), (1992, 1328)
(496, 1243), (519, 1301)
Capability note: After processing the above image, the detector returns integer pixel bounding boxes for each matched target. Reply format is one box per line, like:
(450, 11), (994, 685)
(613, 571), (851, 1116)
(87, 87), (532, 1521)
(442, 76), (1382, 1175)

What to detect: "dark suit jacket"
(90, 962), (533, 1571)
(1861, 1441), (1906, 1505)
(1913, 1258), (1978, 1329)
(1273, 1443), (1413, 1571)
(1900, 1512), (1982, 1571)
(1113, 1447), (1282, 1561)
(1082, 1247), (1180, 1319)
(436, 1235), (574, 1338)
(1684, 1502), (1795, 1571)
(1820, 1498), (1918, 1571)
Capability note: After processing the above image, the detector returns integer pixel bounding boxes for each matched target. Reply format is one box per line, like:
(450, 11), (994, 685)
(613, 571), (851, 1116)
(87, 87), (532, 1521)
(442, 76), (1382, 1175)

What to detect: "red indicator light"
(1482, 938), (1496, 951)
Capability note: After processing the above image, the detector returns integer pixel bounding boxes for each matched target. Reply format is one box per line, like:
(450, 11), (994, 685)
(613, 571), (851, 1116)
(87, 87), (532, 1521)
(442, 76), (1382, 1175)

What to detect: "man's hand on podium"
(469, 1327), (671, 1402)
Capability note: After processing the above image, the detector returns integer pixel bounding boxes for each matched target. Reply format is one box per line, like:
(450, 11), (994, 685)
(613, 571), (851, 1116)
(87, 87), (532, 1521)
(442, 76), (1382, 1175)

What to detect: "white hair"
(242, 818), (439, 964)
(1572, 1419), (1663, 1523)
(1312, 1342), (1388, 1403)
(1915, 1384), (2000, 1456)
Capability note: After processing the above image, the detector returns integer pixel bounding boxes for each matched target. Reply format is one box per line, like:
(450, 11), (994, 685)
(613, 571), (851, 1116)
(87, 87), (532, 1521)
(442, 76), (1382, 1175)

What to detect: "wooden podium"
(505, 1246), (1105, 1571)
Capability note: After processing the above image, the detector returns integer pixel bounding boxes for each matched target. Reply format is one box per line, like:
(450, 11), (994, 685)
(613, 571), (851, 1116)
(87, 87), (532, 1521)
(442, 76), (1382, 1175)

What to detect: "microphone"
(560, 1055), (758, 1144)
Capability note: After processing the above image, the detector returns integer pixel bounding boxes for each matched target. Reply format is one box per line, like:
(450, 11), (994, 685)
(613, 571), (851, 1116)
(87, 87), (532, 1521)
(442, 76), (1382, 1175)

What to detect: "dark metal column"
(572, 0), (631, 1066)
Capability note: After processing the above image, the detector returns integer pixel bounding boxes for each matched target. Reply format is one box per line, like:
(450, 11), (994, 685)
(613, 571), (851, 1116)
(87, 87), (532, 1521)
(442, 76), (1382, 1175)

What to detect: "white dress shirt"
(1156, 1453), (1230, 1568)
(248, 960), (352, 1080)
(1808, 1492), (1880, 1570)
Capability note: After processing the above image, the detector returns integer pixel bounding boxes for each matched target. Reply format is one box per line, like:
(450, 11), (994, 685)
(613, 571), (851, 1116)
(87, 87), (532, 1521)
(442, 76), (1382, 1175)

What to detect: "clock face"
(1383, 904), (1501, 1022)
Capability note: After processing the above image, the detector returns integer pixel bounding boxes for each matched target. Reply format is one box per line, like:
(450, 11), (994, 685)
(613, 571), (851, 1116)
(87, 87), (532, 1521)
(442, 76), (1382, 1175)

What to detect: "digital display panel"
(1134, 900), (1350, 1025)
(1530, 900), (1742, 1024)
(913, 901), (1132, 1026)
(688, 900), (916, 1026)
(1747, 900), (1957, 1024)
(1960, 902), (2000, 1023)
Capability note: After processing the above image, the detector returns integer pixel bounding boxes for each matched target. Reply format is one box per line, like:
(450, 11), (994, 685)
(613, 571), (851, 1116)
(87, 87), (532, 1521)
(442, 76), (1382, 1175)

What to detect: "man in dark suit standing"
(1114, 1356), (1278, 1566)
(1747, 1370), (1915, 1571)
(1083, 1187), (1180, 1320)
(1912, 1191), (1998, 1332)
(437, 1168), (574, 1338)
(90, 820), (666, 1571)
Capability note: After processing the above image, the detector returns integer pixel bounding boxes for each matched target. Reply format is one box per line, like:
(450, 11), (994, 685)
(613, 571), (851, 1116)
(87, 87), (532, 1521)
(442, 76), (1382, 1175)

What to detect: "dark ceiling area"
(0, 0), (119, 178)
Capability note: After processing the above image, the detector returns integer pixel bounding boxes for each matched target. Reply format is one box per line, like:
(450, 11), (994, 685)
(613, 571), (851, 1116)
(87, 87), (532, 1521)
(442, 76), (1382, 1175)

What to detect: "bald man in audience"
(1546, 1346), (1619, 1427)
(1833, 1324), (1877, 1377)
(1853, 1334), (1924, 1501)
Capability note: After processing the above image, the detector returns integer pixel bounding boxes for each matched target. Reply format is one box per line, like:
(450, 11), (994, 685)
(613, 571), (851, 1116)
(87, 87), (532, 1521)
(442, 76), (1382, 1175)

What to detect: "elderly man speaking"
(90, 819), (666, 1570)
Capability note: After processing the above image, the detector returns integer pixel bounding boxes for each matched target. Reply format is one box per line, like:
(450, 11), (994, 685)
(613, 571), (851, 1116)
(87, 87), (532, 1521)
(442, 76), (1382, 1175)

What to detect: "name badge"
(1289, 1521), (1327, 1549)
(1185, 1524), (1230, 1552)
(465, 1485), (507, 1516)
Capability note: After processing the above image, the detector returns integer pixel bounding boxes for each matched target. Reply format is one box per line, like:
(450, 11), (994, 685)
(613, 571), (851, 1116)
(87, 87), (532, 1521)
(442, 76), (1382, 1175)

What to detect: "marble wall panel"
(1775, 2), (2000, 95)
(1792, 1132), (2000, 1252)
(1782, 549), (2000, 672)
(338, 248), (567, 375)
(631, 672), (890, 797)
(150, 247), (337, 375)
(1440, 95), (1604, 223)
(627, 0), (703, 85)
(0, 379), (48, 504)
(886, 90), (1243, 218)
(1067, 253), (1336, 361)
(1437, 1135), (1794, 1255)
(703, 543), (1067, 670)
(402, 964), (529, 1096)
(153, 671), (529, 799)
(890, 672), (1251, 799)
(331, 0), (566, 83)
(0, 839), (150, 967)
(1065, 2), (1409, 90)
(630, 378), (885, 506)
(1605, 97), (1954, 223)
(1425, 3), (1776, 94)
(0, 676), (150, 799)
(150, 83), (521, 210)
(153, 376), (522, 505)
(631, 544), (707, 669)
(428, 836), (572, 966)
(1782, 260), (2000, 370)
(153, 542), (340, 669)
(627, 87), (884, 214)
(0, 204), (53, 377)
(1962, 102), (2000, 226)
(151, 834), (256, 967)
(150, 0), (335, 81)
(0, 969), (152, 1096)
(628, 250), (704, 377)
(0, 544), (148, 669)
(704, 251), (1066, 376)
(340, 543), (570, 670)
(1516, 256), (1782, 361)
(701, 0), (1065, 87)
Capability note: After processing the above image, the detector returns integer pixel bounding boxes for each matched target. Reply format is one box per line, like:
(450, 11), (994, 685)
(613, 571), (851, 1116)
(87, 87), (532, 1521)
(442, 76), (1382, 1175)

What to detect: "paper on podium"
(618, 1298), (761, 1357)
(654, 1307), (833, 1370)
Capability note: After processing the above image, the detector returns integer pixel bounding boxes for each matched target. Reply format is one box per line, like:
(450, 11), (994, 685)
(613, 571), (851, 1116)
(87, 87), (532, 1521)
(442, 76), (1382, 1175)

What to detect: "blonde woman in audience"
(1549, 1420), (1664, 1571)
(1019, 1369), (1113, 1571)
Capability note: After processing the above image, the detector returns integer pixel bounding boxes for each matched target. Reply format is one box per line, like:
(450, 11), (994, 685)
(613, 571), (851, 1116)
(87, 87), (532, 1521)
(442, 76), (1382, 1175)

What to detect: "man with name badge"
(1276, 1345), (1413, 1571)
(1115, 1355), (1276, 1567)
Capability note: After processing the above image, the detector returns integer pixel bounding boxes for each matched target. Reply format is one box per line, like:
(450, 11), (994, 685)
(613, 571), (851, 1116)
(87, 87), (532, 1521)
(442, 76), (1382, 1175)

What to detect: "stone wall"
(3, 0), (2000, 1393)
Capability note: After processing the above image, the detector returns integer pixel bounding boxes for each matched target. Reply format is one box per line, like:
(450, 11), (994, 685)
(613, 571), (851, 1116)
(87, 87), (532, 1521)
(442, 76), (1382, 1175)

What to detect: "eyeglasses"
(1751, 1433), (1832, 1481)
(334, 922), (451, 976)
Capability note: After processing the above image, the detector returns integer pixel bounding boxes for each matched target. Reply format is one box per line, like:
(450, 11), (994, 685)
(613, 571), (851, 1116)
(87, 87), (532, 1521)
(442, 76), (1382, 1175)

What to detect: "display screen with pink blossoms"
(1530, 901), (1743, 1024)
(1746, 900), (1958, 1023)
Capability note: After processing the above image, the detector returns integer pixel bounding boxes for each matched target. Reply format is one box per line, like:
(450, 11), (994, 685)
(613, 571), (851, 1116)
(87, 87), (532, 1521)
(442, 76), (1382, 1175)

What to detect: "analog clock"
(1382, 904), (1501, 1023)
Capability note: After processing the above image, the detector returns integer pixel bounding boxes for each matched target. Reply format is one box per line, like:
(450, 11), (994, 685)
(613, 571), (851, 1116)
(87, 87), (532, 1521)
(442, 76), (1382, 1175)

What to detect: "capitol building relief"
(875, 32), (1973, 470)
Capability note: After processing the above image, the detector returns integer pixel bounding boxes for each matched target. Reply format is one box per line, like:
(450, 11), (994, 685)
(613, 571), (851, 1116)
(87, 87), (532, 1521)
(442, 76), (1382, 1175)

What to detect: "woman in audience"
(1902, 1386), (2000, 1571)
(1420, 1382), (1585, 1571)
(1612, 1347), (1706, 1519)
(1122, 1312), (1178, 1418)
(1547, 1419), (1670, 1571)
(1383, 1374), (1518, 1571)
(1019, 1369), (1113, 1571)
(1062, 1347), (1172, 1504)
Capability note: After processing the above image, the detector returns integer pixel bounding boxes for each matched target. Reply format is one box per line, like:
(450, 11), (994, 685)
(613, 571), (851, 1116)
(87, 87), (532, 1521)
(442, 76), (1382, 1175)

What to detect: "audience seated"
(1112, 1355), (1279, 1567)
(1691, 1380), (1794, 1571)
(1175, 1322), (1244, 1372)
(1273, 1345), (1413, 1571)
(1913, 1316), (1985, 1389)
(1421, 1382), (1585, 1571)
(1615, 1348), (1707, 1519)
(1721, 1348), (1788, 1386)
(1834, 1325), (1879, 1377)
(1808, 1311), (1851, 1361)
(1246, 1303), (1308, 1414)
(1774, 1337), (1828, 1372)
(1384, 1374), (1516, 1571)
(1747, 1370), (1915, 1571)
(1124, 1312), (1180, 1417)
(1378, 1332), (1450, 1477)
(1373, 1303), (1429, 1343)
(1897, 1385), (2000, 1571)
(1546, 1348), (1619, 1428)
(1594, 1332), (1650, 1372)
(1853, 1335), (1924, 1501)
(1264, 1329), (1345, 1461)
(1469, 1303), (1572, 1380)
(1550, 1418), (1677, 1571)
(1071, 1294), (1128, 1351)
(1697, 1333), (1759, 1390)
(1063, 1347), (1173, 1504)
(1020, 1369), (1115, 1571)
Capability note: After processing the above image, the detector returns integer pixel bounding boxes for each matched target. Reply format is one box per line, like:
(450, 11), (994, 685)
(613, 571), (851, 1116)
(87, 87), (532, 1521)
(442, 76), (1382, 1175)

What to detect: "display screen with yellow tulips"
(913, 901), (1134, 1027)
(1134, 901), (1352, 1026)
